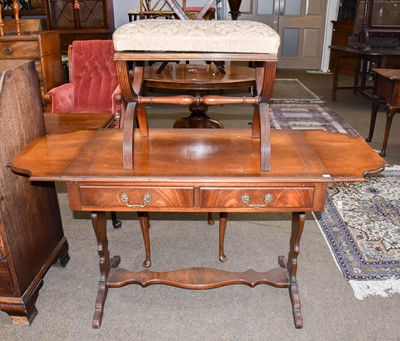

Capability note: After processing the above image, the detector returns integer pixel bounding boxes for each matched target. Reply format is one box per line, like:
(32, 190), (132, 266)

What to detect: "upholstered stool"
(113, 19), (280, 171)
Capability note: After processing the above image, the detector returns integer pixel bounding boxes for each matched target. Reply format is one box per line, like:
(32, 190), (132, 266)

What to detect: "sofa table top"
(9, 129), (385, 183)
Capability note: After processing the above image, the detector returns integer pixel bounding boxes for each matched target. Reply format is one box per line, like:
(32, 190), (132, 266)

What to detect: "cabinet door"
(46, 0), (114, 29)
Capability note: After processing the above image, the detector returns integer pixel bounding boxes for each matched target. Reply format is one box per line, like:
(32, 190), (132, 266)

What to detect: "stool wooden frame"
(115, 52), (277, 172)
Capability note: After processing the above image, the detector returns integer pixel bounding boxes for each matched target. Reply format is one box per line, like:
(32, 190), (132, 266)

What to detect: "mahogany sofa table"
(9, 128), (385, 329)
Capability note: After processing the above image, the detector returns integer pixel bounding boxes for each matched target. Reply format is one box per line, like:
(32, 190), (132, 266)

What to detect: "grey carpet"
(272, 79), (323, 104)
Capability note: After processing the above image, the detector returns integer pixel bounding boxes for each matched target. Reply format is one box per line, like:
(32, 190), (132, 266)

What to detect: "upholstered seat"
(113, 20), (280, 54)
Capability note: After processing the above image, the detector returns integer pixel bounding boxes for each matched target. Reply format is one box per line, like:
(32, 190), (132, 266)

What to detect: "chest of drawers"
(0, 32), (64, 107)
(0, 60), (69, 325)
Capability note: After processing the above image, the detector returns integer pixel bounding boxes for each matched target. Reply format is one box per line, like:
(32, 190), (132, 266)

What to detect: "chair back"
(70, 40), (119, 113)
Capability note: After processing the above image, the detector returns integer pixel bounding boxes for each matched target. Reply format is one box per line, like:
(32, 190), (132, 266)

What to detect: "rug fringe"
(349, 279), (400, 300)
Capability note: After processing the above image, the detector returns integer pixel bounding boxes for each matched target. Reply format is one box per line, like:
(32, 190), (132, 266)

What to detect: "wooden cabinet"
(0, 60), (69, 325)
(0, 31), (64, 107)
(329, 0), (358, 75)
(1, 0), (46, 18)
(329, 20), (357, 75)
(44, 0), (115, 54)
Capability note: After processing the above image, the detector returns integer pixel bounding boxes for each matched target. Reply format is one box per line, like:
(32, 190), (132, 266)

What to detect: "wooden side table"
(367, 69), (400, 156)
(329, 45), (400, 101)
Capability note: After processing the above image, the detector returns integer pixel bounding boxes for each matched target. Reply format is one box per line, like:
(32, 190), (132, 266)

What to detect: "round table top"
(144, 63), (256, 90)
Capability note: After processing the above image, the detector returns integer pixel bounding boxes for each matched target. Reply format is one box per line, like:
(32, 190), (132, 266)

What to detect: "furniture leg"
(354, 57), (362, 95)
(380, 106), (398, 157)
(111, 211), (122, 229)
(284, 212), (305, 329)
(137, 212), (151, 268)
(56, 239), (71, 267)
(91, 212), (121, 329)
(331, 50), (340, 101)
(207, 212), (215, 225)
(255, 61), (275, 171)
(219, 212), (228, 262)
(366, 96), (380, 142)
(1, 281), (42, 325)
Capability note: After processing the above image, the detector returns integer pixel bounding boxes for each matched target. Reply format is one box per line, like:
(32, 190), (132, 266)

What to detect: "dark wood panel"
(0, 60), (69, 325)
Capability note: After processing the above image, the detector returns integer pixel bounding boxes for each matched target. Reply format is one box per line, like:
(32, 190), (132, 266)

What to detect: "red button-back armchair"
(45, 40), (124, 228)
(45, 40), (124, 128)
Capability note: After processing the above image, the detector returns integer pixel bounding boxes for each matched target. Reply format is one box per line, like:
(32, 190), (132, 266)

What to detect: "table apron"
(66, 182), (327, 212)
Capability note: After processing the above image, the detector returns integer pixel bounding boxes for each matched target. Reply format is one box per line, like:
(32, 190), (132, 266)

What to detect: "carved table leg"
(379, 106), (398, 157)
(366, 95), (381, 142)
(137, 212), (151, 268)
(219, 212), (228, 262)
(91, 212), (121, 329)
(287, 212), (305, 329)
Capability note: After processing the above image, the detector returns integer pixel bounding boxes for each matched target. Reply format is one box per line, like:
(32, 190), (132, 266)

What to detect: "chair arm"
(46, 83), (75, 113)
(111, 85), (127, 128)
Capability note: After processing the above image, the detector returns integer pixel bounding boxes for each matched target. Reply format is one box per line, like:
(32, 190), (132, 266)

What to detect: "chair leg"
(111, 212), (122, 229)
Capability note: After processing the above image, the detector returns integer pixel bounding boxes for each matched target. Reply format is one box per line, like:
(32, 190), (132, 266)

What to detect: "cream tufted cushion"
(113, 20), (280, 54)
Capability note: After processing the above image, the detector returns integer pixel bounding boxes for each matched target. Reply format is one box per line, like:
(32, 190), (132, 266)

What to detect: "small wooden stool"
(113, 19), (280, 171)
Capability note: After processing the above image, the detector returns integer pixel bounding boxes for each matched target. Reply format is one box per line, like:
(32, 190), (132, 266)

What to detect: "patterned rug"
(314, 167), (400, 299)
(270, 103), (358, 136)
(270, 97), (400, 300)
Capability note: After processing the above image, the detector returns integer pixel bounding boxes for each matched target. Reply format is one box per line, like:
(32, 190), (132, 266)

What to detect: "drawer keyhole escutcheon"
(241, 193), (273, 208)
(120, 192), (152, 209)
(4, 47), (13, 55)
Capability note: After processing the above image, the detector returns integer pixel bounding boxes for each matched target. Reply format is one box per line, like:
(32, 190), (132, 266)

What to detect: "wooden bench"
(113, 20), (280, 171)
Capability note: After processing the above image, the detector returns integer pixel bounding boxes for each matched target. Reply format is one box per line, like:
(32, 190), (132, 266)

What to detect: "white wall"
(321, 0), (340, 72)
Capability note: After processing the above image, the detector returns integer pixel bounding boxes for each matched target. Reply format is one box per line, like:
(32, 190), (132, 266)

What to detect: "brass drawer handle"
(120, 192), (152, 208)
(241, 193), (273, 208)
(4, 47), (13, 55)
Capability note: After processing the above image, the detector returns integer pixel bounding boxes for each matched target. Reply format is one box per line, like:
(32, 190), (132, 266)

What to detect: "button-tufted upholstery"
(45, 40), (122, 122)
(113, 20), (280, 54)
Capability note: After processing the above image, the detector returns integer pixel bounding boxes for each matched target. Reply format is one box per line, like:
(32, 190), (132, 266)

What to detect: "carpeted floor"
(271, 79), (323, 104)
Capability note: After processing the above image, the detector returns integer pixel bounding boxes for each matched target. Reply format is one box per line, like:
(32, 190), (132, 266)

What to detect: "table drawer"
(200, 187), (315, 209)
(78, 186), (194, 209)
(0, 41), (39, 59)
